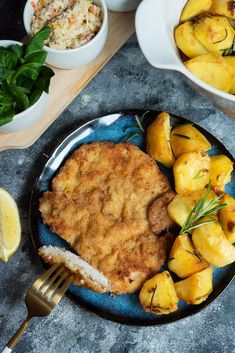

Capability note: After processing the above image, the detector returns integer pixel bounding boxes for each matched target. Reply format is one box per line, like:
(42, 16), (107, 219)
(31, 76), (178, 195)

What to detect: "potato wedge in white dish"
(135, 0), (235, 112)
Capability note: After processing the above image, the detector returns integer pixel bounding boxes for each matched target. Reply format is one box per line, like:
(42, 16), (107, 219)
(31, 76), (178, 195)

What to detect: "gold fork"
(1, 264), (72, 353)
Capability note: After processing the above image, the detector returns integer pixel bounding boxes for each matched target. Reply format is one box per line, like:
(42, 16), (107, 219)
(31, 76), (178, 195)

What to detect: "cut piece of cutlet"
(39, 245), (109, 293)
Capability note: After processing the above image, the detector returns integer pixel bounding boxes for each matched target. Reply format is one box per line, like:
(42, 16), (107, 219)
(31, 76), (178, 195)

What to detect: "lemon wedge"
(0, 188), (21, 262)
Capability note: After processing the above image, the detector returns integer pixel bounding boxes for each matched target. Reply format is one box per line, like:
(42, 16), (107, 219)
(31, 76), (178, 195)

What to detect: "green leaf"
(7, 82), (30, 111)
(25, 26), (51, 57)
(29, 87), (43, 106)
(24, 50), (47, 65)
(11, 63), (42, 82)
(15, 75), (35, 91)
(0, 90), (13, 106)
(0, 27), (54, 126)
(0, 67), (14, 80)
(35, 66), (54, 93)
(16, 86), (31, 94)
(0, 104), (14, 126)
(9, 44), (24, 64)
(0, 49), (18, 69)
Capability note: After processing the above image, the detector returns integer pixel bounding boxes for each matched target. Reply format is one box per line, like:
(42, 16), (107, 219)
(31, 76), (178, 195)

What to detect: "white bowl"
(135, 0), (235, 112)
(105, 0), (141, 12)
(23, 0), (108, 69)
(0, 40), (49, 133)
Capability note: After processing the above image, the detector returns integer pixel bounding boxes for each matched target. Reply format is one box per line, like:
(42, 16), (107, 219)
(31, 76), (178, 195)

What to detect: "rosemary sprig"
(193, 169), (207, 180)
(173, 133), (191, 140)
(212, 29), (228, 44)
(179, 182), (227, 235)
(122, 111), (150, 142)
(220, 38), (235, 56)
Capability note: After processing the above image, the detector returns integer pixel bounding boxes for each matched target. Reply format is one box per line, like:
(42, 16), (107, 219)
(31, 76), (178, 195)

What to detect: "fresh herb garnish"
(193, 169), (207, 180)
(173, 133), (191, 140)
(0, 26), (54, 126)
(179, 181), (227, 235)
(220, 47), (234, 56)
(212, 29), (228, 44)
(220, 39), (235, 56)
(185, 249), (203, 261)
(123, 111), (150, 142)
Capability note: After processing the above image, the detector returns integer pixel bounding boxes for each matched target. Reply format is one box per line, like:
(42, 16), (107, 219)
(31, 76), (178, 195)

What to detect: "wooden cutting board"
(0, 11), (135, 151)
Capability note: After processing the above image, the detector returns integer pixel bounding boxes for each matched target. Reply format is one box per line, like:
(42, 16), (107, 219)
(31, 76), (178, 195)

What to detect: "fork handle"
(2, 316), (32, 352)
(2, 348), (12, 353)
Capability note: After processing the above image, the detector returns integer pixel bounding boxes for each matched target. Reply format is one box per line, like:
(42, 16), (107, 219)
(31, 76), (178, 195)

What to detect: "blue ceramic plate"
(30, 110), (235, 325)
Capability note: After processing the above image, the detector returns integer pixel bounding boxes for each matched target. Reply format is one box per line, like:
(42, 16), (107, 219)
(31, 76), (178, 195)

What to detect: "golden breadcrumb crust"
(40, 142), (173, 293)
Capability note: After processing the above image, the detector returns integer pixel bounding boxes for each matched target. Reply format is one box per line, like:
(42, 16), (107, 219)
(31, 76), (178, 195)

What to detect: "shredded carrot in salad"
(50, 8), (57, 17)
(89, 5), (97, 15)
(31, 1), (41, 12)
(68, 14), (77, 28)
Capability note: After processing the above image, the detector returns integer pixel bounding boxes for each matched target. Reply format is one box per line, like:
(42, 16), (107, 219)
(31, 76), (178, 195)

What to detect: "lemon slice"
(0, 188), (21, 262)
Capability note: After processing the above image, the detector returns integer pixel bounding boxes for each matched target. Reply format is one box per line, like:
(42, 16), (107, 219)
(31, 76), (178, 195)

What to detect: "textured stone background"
(0, 2), (234, 353)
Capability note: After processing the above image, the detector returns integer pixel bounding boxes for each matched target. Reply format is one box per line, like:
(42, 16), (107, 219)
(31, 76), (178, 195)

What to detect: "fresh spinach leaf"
(0, 26), (54, 126)
(0, 49), (18, 69)
(25, 27), (51, 57)
(0, 104), (15, 126)
(30, 87), (43, 106)
(35, 66), (54, 93)
(11, 63), (42, 82)
(24, 50), (47, 65)
(12, 85), (30, 111)
(16, 76), (35, 91)
(3, 80), (30, 111)
(0, 67), (14, 80)
(10, 44), (24, 64)
(0, 90), (13, 106)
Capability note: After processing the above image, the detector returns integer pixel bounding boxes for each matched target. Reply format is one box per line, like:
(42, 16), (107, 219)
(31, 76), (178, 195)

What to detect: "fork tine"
(33, 263), (61, 290)
(45, 270), (70, 300)
(51, 276), (73, 305)
(40, 266), (64, 295)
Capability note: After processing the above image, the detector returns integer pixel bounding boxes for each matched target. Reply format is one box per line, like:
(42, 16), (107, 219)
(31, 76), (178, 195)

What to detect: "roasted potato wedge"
(219, 193), (235, 243)
(175, 268), (213, 305)
(210, 0), (235, 18)
(184, 53), (234, 93)
(173, 151), (210, 194)
(192, 219), (235, 266)
(194, 16), (235, 54)
(210, 155), (234, 191)
(139, 271), (178, 315)
(180, 0), (212, 22)
(167, 189), (217, 227)
(224, 56), (235, 94)
(171, 124), (211, 158)
(168, 234), (209, 278)
(146, 112), (175, 168)
(175, 22), (208, 58)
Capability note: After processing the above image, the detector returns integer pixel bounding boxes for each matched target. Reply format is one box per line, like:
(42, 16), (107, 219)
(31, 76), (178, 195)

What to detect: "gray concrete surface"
(0, 10), (234, 353)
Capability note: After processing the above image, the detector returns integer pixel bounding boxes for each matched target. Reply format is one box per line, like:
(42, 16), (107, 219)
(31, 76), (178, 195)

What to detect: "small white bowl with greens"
(0, 27), (54, 133)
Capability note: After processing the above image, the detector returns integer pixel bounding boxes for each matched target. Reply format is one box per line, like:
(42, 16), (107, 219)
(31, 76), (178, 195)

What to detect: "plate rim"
(29, 109), (235, 326)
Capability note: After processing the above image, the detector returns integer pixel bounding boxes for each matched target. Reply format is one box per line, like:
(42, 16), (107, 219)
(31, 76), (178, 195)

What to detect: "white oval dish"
(23, 0), (108, 70)
(105, 0), (141, 12)
(0, 40), (49, 133)
(135, 0), (235, 112)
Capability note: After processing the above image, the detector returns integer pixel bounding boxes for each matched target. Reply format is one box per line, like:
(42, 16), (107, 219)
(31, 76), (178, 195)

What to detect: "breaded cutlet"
(39, 142), (174, 293)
